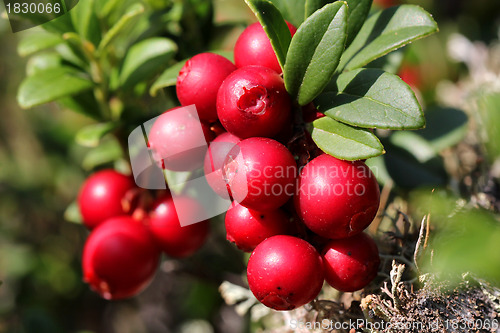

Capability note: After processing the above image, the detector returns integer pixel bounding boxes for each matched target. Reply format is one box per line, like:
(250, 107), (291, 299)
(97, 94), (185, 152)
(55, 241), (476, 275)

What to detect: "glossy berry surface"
(225, 202), (290, 252)
(247, 235), (324, 310)
(148, 106), (214, 171)
(322, 232), (380, 292)
(149, 195), (210, 258)
(224, 137), (296, 211)
(176, 53), (237, 122)
(78, 169), (135, 230)
(295, 154), (380, 239)
(234, 22), (297, 74)
(204, 132), (241, 198)
(82, 216), (160, 300)
(217, 66), (291, 139)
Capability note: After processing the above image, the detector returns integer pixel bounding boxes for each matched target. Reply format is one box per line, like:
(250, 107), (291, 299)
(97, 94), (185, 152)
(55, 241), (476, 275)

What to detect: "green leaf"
(268, 0), (306, 27)
(344, 0), (372, 47)
(17, 31), (63, 57)
(245, 0), (292, 70)
(58, 90), (102, 120)
(149, 51), (234, 96)
(305, 0), (327, 18)
(119, 37), (177, 89)
(75, 122), (119, 147)
(315, 68), (424, 129)
(71, 0), (101, 46)
(26, 53), (62, 76)
(284, 2), (348, 105)
(82, 140), (123, 170)
(17, 67), (93, 109)
(97, 3), (145, 54)
(312, 116), (384, 160)
(418, 107), (468, 152)
(339, 5), (438, 71)
(64, 201), (82, 224)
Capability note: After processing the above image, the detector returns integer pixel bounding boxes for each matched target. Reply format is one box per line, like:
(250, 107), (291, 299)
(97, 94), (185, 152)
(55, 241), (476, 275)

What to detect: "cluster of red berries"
(78, 169), (209, 300)
(78, 21), (382, 310)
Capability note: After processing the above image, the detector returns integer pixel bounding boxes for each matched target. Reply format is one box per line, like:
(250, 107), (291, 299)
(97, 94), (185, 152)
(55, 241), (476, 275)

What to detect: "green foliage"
(284, 2), (348, 106)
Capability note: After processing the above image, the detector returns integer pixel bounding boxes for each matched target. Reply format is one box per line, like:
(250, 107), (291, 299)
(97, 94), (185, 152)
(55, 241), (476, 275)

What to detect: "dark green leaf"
(305, 0), (329, 18)
(245, 0), (292, 70)
(120, 37), (177, 89)
(339, 5), (438, 71)
(315, 68), (424, 129)
(17, 32), (63, 57)
(75, 122), (119, 147)
(418, 107), (468, 152)
(344, 0), (372, 47)
(268, 0), (306, 27)
(17, 67), (93, 109)
(284, 2), (348, 105)
(82, 140), (123, 170)
(71, 0), (101, 46)
(97, 3), (145, 54)
(312, 116), (384, 160)
(150, 51), (234, 96)
(58, 90), (102, 120)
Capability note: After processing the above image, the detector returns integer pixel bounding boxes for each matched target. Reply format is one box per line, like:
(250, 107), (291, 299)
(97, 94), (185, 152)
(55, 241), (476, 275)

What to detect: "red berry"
(217, 66), (291, 139)
(398, 64), (421, 89)
(295, 154), (380, 239)
(224, 137), (297, 211)
(322, 232), (380, 292)
(302, 103), (325, 123)
(78, 169), (135, 230)
(148, 195), (210, 258)
(204, 132), (241, 198)
(148, 106), (215, 171)
(177, 53), (237, 122)
(225, 202), (290, 252)
(234, 22), (297, 74)
(373, 0), (399, 8)
(82, 216), (160, 300)
(247, 235), (324, 310)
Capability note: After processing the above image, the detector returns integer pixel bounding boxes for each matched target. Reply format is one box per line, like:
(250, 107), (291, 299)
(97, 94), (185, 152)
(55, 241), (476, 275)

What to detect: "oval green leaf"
(339, 5), (438, 71)
(284, 2), (348, 106)
(75, 122), (119, 148)
(70, 0), (101, 46)
(245, 0), (292, 70)
(119, 37), (177, 89)
(312, 116), (384, 160)
(268, 0), (306, 27)
(17, 67), (93, 109)
(344, 0), (372, 47)
(82, 140), (123, 170)
(315, 68), (424, 129)
(17, 31), (63, 57)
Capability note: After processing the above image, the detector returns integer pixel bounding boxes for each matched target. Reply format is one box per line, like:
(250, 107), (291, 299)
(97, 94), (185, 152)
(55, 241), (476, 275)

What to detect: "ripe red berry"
(322, 232), (380, 292)
(204, 132), (241, 198)
(148, 106), (215, 171)
(225, 202), (290, 252)
(294, 154), (380, 239)
(234, 22), (297, 74)
(82, 216), (160, 300)
(216, 66), (291, 139)
(176, 53), (237, 122)
(78, 169), (135, 230)
(224, 137), (297, 211)
(398, 64), (421, 89)
(247, 235), (324, 310)
(148, 195), (210, 258)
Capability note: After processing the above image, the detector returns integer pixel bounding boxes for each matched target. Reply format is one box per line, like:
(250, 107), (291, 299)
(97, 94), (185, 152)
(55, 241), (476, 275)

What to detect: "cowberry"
(247, 235), (324, 310)
(225, 202), (290, 252)
(216, 66), (291, 139)
(322, 232), (380, 292)
(294, 154), (380, 239)
(82, 216), (160, 300)
(78, 169), (135, 230)
(224, 137), (297, 211)
(176, 53), (237, 122)
(148, 106), (214, 171)
(204, 132), (241, 198)
(234, 22), (297, 74)
(148, 195), (210, 258)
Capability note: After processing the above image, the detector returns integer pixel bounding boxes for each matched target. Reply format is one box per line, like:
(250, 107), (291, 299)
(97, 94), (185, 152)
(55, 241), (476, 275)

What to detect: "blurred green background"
(0, 0), (499, 332)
